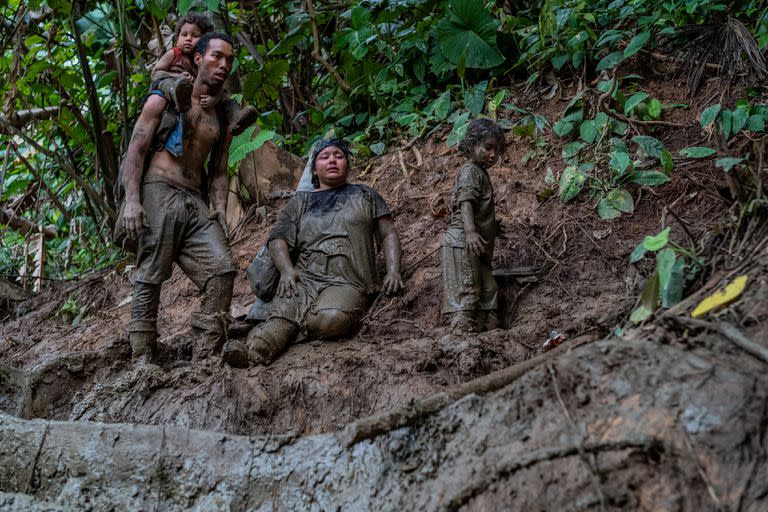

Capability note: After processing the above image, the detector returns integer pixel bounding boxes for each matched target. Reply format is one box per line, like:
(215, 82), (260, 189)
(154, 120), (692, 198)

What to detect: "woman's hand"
(381, 271), (404, 295)
(465, 231), (486, 256)
(277, 268), (299, 298)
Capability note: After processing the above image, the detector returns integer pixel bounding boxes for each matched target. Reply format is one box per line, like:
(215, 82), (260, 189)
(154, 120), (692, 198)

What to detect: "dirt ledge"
(1, 331), (765, 511)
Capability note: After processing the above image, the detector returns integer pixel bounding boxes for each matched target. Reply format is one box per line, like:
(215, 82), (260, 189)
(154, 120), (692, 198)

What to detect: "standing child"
(151, 13), (257, 135)
(441, 118), (506, 333)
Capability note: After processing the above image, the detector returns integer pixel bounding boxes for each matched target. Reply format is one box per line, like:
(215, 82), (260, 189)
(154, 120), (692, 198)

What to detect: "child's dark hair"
(175, 13), (214, 38)
(194, 32), (234, 57)
(458, 118), (506, 159)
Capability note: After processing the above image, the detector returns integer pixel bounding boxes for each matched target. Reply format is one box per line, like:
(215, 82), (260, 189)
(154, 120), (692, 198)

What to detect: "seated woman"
(223, 139), (404, 366)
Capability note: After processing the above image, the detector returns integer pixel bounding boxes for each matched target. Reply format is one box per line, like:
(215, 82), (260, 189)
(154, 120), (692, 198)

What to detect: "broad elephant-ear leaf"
(436, 0), (504, 69)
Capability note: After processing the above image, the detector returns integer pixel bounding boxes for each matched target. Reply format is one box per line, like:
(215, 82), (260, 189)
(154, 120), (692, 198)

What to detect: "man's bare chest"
(184, 107), (220, 149)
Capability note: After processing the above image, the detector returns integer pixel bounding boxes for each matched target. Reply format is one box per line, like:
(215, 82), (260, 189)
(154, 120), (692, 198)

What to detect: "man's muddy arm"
(461, 201), (485, 256)
(268, 238), (299, 297)
(377, 216), (403, 295)
(209, 128), (233, 236)
(121, 95), (165, 239)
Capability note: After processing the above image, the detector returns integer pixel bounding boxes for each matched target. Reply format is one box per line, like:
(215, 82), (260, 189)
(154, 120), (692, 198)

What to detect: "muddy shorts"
(441, 245), (498, 314)
(135, 180), (236, 287)
(268, 281), (368, 327)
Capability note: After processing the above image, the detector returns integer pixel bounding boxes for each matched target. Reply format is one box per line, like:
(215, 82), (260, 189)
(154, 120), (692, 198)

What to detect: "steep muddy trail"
(3, 78), (766, 510)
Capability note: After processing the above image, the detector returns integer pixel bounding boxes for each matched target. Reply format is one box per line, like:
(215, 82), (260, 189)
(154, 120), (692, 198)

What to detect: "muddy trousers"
(129, 272), (235, 361)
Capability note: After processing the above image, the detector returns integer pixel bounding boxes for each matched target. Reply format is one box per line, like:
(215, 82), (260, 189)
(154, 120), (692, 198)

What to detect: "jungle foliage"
(0, 0), (767, 284)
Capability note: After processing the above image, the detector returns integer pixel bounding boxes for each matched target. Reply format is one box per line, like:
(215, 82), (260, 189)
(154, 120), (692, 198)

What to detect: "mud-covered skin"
(121, 35), (236, 361)
(442, 127), (504, 331)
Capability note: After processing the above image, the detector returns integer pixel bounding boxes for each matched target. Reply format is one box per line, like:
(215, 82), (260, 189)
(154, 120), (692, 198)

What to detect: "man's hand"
(276, 269), (299, 298)
(381, 271), (404, 295)
(465, 231), (486, 256)
(200, 94), (212, 109)
(122, 200), (149, 240)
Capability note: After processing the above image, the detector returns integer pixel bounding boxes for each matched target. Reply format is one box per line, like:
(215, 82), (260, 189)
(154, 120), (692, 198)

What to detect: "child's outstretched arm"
(461, 201), (486, 255)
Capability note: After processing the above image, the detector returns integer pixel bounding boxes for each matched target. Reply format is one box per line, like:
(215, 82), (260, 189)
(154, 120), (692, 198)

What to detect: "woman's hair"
(458, 118), (506, 158)
(175, 13), (214, 38)
(311, 138), (352, 189)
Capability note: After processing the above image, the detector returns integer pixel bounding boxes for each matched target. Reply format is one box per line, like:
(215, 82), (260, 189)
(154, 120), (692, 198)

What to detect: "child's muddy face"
(470, 136), (501, 168)
(178, 23), (203, 55)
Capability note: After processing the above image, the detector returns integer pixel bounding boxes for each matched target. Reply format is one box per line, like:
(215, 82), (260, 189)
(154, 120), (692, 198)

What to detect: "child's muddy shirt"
(443, 162), (496, 254)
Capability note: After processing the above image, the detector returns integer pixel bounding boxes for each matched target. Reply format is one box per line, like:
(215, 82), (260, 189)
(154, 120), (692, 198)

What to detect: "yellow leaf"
(691, 275), (749, 318)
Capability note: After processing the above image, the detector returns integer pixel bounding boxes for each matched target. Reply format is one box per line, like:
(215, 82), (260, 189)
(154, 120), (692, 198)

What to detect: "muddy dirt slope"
(1, 78), (768, 510)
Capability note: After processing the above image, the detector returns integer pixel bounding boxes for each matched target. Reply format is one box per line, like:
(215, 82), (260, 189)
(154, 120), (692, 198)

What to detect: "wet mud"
(1, 330), (766, 510)
(1, 78), (766, 510)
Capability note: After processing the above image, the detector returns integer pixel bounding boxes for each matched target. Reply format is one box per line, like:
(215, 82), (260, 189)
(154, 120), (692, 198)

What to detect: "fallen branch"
(338, 332), (600, 448)
(668, 315), (768, 365)
(0, 208), (56, 239)
(0, 106), (59, 129)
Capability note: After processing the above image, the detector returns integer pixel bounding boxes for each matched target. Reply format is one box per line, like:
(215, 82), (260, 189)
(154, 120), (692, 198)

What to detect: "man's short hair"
(194, 32), (234, 57)
(175, 13), (214, 37)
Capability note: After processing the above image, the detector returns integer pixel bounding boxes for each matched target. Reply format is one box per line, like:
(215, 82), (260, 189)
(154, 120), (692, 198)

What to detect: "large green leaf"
(629, 241), (647, 263)
(624, 92), (649, 115)
(747, 114), (765, 132)
(579, 120), (598, 143)
(632, 135), (664, 159)
(596, 51), (624, 71)
(640, 271), (660, 312)
(643, 227), (670, 251)
(715, 157), (745, 172)
(630, 171), (669, 186)
(598, 198), (622, 220)
(559, 165), (587, 202)
(561, 141), (584, 161)
(661, 257), (685, 308)
(732, 106), (749, 133)
(679, 146), (716, 158)
(146, 0), (172, 19)
(609, 151), (630, 174)
(607, 188), (634, 213)
(656, 248), (675, 296)
(436, 0), (503, 69)
(630, 304), (652, 323)
(623, 31), (650, 58)
(553, 120), (574, 138)
(700, 103), (720, 128)
(432, 91), (452, 119)
(228, 128), (276, 166)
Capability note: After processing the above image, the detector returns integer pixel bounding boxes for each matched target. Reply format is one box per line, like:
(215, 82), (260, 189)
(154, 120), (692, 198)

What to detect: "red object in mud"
(542, 330), (567, 352)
